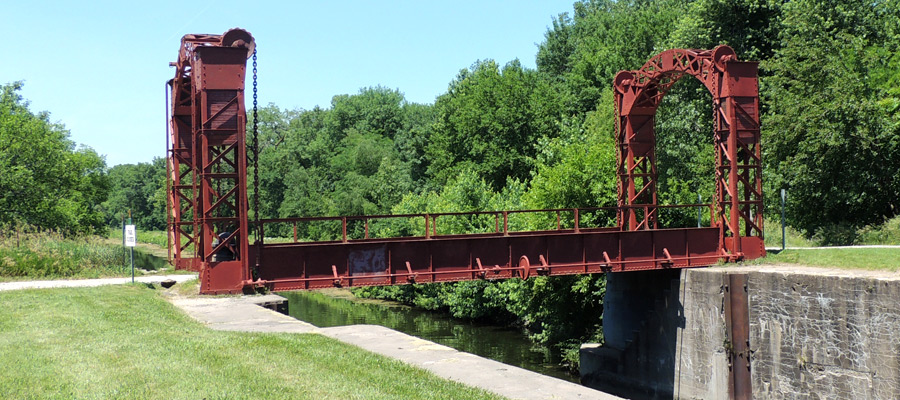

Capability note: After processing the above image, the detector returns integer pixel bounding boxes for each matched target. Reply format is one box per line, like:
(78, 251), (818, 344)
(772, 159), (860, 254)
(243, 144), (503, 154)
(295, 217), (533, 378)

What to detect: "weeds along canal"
(282, 289), (578, 383)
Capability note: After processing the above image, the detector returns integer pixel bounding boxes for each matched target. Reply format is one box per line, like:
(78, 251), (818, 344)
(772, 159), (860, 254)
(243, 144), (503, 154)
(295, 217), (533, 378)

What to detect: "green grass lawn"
(762, 247), (900, 271)
(107, 228), (171, 250)
(0, 284), (504, 400)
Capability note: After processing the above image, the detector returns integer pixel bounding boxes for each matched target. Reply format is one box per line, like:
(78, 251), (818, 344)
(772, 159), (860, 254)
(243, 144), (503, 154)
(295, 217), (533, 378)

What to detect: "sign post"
(125, 212), (136, 283)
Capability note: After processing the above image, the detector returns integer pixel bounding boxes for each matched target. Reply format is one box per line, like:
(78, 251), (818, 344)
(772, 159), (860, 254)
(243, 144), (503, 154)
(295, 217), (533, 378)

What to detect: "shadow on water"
(282, 290), (578, 383)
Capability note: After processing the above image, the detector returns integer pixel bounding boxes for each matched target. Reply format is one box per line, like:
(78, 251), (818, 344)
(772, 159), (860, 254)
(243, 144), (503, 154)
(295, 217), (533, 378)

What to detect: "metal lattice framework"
(165, 33), (766, 294)
(613, 45), (764, 257)
(167, 29), (255, 290)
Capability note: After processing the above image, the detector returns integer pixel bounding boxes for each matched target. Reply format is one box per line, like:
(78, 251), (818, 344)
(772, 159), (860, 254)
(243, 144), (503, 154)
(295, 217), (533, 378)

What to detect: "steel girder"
(613, 45), (764, 259)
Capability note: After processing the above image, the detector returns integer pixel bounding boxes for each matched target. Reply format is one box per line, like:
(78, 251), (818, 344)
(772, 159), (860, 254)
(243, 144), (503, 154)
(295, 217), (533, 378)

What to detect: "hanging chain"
(251, 49), (262, 279)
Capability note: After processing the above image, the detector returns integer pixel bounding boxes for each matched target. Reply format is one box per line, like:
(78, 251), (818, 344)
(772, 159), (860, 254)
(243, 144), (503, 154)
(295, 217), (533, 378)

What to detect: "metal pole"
(130, 247), (135, 283)
(781, 189), (786, 251)
(129, 210), (134, 283)
(121, 213), (126, 265)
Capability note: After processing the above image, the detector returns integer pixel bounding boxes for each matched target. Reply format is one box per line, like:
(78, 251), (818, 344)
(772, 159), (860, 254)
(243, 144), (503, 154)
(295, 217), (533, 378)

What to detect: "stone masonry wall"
(671, 268), (730, 399)
(748, 268), (900, 399)
(582, 269), (731, 399)
(583, 266), (900, 399)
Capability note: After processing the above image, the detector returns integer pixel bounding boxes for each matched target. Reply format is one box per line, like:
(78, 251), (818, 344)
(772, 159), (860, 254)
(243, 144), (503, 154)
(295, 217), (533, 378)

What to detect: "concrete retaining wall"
(749, 268), (900, 398)
(581, 266), (900, 399)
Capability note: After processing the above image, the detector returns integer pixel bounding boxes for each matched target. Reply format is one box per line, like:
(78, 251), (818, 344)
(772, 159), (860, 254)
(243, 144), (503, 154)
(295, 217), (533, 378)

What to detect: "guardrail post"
(574, 209), (580, 233)
(781, 189), (786, 251)
(503, 211), (509, 236)
(342, 217), (348, 243)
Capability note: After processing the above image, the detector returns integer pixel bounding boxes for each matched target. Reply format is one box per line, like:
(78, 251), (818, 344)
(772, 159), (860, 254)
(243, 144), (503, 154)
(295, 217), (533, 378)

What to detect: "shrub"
(0, 226), (126, 278)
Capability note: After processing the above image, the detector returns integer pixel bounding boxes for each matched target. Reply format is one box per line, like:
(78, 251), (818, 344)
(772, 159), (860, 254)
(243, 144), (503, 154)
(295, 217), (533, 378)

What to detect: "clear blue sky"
(3, 1), (574, 166)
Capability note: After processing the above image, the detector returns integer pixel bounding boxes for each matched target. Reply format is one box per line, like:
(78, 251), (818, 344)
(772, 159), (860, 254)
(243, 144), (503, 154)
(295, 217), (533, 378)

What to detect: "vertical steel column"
(168, 52), (203, 272)
(726, 95), (742, 254)
(724, 273), (752, 400)
(168, 29), (255, 293)
(615, 72), (658, 231)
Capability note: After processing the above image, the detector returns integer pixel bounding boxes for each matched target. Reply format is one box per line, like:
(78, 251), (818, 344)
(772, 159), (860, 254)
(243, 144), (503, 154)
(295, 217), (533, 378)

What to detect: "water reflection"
(132, 249), (168, 271)
(283, 290), (577, 382)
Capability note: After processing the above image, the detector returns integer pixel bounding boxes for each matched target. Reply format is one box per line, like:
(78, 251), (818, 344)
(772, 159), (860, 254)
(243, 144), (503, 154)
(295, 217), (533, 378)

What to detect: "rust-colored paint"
(242, 209), (728, 294)
(724, 273), (752, 400)
(166, 29), (254, 293)
(165, 33), (765, 294)
(614, 45), (764, 258)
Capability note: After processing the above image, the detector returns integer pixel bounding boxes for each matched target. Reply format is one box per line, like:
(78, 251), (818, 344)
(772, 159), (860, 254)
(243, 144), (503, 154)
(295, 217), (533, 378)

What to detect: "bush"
(0, 226), (126, 279)
(857, 216), (900, 245)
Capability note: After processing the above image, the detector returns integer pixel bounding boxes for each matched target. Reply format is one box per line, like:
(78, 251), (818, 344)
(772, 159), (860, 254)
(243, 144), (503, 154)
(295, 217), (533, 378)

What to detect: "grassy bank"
(763, 218), (815, 248)
(0, 284), (503, 400)
(0, 230), (131, 280)
(763, 247), (900, 271)
(107, 227), (169, 249)
(763, 215), (900, 247)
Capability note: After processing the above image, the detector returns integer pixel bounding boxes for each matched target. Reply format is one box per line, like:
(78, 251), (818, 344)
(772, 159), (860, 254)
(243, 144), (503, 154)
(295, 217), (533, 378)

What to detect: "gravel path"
(0, 274), (197, 292)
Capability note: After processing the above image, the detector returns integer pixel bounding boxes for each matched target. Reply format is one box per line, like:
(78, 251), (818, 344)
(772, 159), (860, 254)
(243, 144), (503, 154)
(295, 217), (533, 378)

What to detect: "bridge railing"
(256, 203), (714, 245)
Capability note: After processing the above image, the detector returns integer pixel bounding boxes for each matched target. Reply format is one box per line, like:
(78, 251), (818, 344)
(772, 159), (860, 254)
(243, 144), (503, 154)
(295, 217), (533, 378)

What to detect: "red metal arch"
(613, 45), (764, 258)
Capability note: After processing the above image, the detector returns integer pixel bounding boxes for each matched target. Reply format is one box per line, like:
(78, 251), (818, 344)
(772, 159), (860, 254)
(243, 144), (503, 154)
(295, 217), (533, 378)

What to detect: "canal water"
(131, 249), (168, 271)
(282, 289), (578, 383)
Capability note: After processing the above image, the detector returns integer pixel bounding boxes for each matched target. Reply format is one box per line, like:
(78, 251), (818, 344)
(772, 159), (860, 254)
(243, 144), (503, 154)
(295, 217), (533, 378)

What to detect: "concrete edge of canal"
(169, 293), (622, 400)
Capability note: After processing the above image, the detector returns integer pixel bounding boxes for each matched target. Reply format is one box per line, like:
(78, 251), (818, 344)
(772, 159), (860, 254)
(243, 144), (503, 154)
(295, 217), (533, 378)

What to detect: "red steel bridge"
(166, 29), (765, 295)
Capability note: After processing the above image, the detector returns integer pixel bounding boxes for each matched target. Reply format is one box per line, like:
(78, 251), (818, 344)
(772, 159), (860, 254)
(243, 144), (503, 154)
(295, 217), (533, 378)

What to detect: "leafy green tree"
(395, 102), (434, 187)
(537, 0), (687, 115)
(665, 0), (782, 62)
(525, 92), (617, 217)
(100, 158), (166, 230)
(427, 60), (563, 190)
(250, 88), (432, 239)
(763, 0), (900, 242)
(0, 82), (109, 233)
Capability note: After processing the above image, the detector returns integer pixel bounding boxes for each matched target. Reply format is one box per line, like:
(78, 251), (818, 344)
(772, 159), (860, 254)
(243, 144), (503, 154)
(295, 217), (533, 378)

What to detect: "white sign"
(124, 225), (137, 247)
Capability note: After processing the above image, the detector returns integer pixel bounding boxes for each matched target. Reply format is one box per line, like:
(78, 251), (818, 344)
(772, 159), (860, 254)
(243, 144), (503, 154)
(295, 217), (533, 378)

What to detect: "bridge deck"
(250, 226), (727, 292)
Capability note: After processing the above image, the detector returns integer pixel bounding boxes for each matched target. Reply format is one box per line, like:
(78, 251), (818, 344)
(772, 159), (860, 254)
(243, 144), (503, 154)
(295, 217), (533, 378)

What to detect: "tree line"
(247, 0), (899, 244)
(5, 0), (895, 243)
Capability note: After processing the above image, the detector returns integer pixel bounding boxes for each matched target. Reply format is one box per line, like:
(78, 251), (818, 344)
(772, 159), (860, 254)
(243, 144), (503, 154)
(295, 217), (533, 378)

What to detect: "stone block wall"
(749, 270), (900, 399)
(582, 266), (900, 399)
